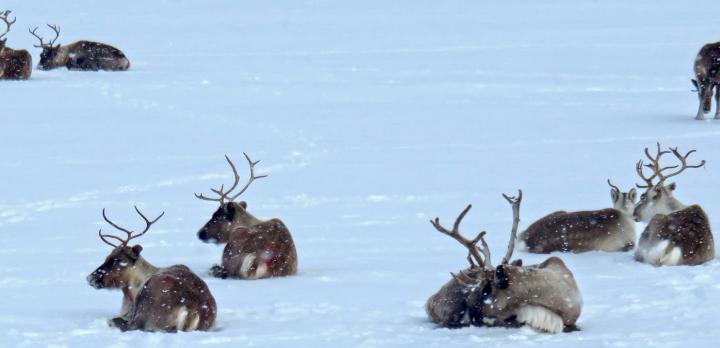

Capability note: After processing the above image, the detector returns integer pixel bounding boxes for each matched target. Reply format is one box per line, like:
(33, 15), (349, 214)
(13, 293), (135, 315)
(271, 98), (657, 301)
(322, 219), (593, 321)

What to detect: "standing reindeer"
(87, 207), (217, 332)
(692, 41), (720, 120)
(29, 24), (129, 71)
(633, 143), (714, 266)
(426, 191), (582, 333)
(517, 180), (637, 253)
(196, 153), (298, 279)
(0, 11), (31, 80)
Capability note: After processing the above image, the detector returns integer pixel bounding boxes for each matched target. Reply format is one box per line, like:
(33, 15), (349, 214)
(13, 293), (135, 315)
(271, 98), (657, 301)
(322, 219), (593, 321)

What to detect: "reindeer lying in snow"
(87, 207), (217, 332)
(426, 191), (582, 333)
(0, 11), (32, 80)
(633, 143), (714, 266)
(29, 24), (129, 71)
(195, 153), (298, 279)
(518, 180), (637, 253)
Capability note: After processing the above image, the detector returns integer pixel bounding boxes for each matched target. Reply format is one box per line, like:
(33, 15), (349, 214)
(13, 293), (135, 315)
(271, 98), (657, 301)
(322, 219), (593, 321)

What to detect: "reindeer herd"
(0, 10), (128, 80)
(81, 144), (714, 334)
(426, 143), (714, 334)
(2, 5), (716, 338)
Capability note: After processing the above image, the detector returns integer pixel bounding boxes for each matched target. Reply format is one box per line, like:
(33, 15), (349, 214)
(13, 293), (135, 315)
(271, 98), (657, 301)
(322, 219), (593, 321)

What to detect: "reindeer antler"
(430, 204), (493, 270)
(635, 143), (704, 189)
(501, 190), (522, 265)
(607, 179), (620, 195)
(195, 153), (268, 204)
(98, 206), (164, 248)
(28, 23), (60, 48)
(0, 10), (16, 41)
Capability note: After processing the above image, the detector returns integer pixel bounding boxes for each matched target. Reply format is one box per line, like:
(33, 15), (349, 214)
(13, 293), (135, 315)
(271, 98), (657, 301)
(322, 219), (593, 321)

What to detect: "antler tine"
(102, 208), (133, 240)
(46, 23), (59, 46)
(98, 229), (124, 248)
(430, 204), (487, 269)
(501, 190), (523, 265)
(127, 205), (164, 242)
(657, 147), (706, 184)
(227, 152), (268, 202)
(607, 179), (620, 193)
(28, 26), (46, 48)
(194, 155), (244, 205)
(473, 231), (493, 269)
(0, 10), (16, 40)
(635, 160), (657, 189)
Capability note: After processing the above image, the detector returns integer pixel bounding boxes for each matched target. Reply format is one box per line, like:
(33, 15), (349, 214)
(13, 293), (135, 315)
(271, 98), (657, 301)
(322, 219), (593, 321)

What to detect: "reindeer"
(29, 24), (129, 71)
(0, 11), (31, 80)
(195, 153), (298, 280)
(517, 180), (637, 253)
(426, 191), (583, 334)
(692, 41), (720, 120)
(87, 207), (217, 332)
(633, 143), (714, 266)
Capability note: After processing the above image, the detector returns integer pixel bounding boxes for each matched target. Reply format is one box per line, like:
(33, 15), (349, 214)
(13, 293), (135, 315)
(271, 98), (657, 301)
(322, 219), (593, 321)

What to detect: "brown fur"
(0, 40), (32, 80)
(426, 194), (581, 333)
(520, 186), (636, 253)
(87, 245), (217, 332)
(693, 41), (720, 119)
(198, 201), (298, 279)
(482, 257), (582, 328)
(635, 205), (715, 266)
(426, 257), (582, 332)
(38, 40), (129, 71)
(521, 208), (635, 253)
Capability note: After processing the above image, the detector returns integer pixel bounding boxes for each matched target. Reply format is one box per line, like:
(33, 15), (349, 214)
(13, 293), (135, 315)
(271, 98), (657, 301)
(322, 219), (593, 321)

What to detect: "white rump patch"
(240, 254), (256, 278)
(186, 313), (200, 331)
(516, 305), (563, 334)
(660, 246), (682, 266)
(642, 240), (681, 266)
(176, 306), (188, 331)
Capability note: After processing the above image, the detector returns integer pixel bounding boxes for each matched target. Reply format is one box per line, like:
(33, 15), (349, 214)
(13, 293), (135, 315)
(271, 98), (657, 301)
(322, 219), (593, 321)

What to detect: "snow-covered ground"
(1, 0), (719, 346)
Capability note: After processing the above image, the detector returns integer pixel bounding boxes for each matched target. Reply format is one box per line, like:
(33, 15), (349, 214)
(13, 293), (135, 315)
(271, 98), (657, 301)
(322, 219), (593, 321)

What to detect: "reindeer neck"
(665, 196), (687, 213)
(237, 210), (262, 227)
(124, 257), (159, 300)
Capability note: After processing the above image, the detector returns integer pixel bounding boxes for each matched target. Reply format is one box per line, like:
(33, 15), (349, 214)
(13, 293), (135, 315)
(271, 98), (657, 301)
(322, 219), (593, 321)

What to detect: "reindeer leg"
(109, 316), (138, 331)
(209, 264), (229, 279)
(696, 92), (707, 120)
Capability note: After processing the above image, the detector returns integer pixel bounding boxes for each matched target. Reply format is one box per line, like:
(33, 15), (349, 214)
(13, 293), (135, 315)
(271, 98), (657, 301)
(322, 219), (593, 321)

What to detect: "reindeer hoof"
(109, 317), (130, 331)
(210, 265), (228, 279)
(695, 115), (706, 120)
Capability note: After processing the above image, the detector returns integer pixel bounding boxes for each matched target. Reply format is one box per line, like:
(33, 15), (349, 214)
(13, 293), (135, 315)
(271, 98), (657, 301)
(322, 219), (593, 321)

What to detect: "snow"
(1, 0), (720, 346)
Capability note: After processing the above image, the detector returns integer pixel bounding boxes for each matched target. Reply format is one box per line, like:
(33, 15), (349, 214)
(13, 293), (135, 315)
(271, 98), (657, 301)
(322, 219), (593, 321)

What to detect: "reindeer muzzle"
(87, 272), (104, 289)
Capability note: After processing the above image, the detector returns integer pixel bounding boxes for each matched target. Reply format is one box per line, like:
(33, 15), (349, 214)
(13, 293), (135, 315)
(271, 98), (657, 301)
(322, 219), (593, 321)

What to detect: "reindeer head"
(87, 207), (164, 289)
(633, 143), (705, 222)
(0, 10), (17, 53)
(607, 179), (637, 215)
(28, 24), (61, 70)
(429, 191), (523, 325)
(195, 153), (267, 243)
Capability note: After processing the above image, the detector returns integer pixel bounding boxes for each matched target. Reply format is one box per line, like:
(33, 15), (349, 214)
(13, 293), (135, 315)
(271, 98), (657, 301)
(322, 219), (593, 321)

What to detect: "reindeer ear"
(628, 188), (637, 202)
(611, 190), (619, 202)
(131, 244), (143, 256)
(667, 182), (677, 191)
(692, 79), (699, 89)
(510, 259), (522, 267)
(239, 201), (247, 209)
